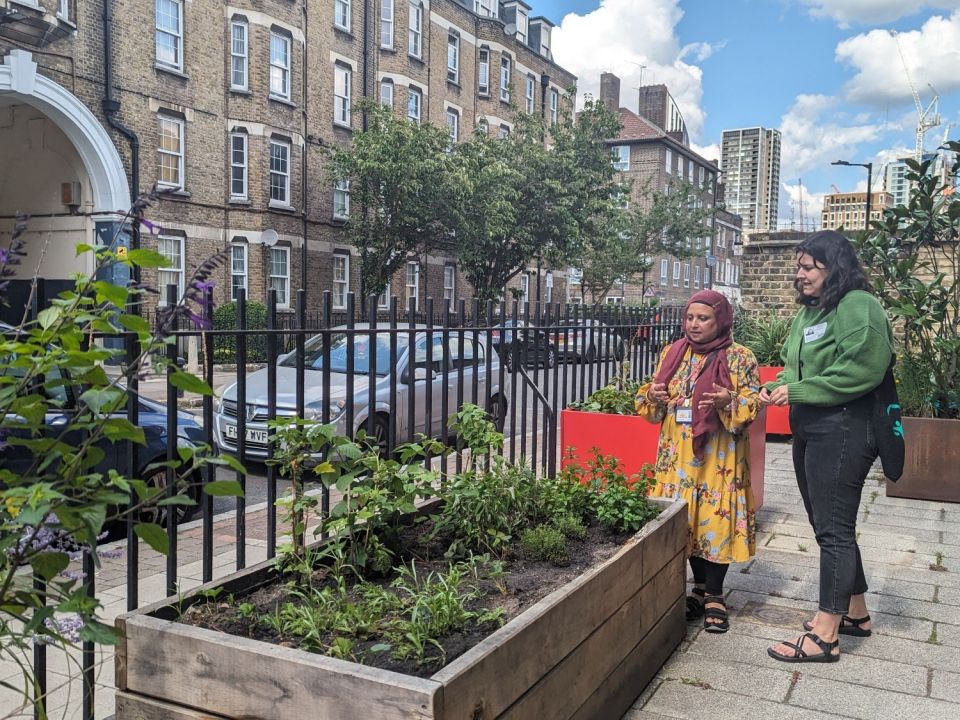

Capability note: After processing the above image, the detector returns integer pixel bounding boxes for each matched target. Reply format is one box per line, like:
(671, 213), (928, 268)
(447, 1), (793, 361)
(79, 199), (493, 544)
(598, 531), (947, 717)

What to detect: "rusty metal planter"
(885, 417), (960, 503)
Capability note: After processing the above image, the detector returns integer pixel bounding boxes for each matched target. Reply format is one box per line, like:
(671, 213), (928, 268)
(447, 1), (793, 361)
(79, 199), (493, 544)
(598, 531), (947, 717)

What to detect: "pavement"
(2, 441), (959, 719)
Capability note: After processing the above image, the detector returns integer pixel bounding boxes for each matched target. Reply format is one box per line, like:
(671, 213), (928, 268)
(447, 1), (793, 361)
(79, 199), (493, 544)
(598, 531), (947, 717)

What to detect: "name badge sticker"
(676, 405), (693, 424)
(803, 322), (827, 343)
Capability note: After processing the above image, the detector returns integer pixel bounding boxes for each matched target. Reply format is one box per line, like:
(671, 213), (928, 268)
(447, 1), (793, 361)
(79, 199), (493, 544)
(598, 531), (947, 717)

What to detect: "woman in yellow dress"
(636, 290), (760, 633)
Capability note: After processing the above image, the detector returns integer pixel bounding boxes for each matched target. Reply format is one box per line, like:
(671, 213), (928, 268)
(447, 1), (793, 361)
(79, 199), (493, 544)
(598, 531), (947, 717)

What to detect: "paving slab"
(789, 671), (958, 720)
(929, 668), (960, 704)
(641, 680), (849, 720)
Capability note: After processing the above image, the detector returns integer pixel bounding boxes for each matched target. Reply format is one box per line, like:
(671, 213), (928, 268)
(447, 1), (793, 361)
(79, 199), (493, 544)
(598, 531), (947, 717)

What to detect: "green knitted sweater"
(765, 290), (893, 406)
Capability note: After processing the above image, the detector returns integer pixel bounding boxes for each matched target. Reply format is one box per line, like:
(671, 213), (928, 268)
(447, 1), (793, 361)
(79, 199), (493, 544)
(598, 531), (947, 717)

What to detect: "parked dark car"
(1, 324), (205, 526)
(491, 320), (558, 372)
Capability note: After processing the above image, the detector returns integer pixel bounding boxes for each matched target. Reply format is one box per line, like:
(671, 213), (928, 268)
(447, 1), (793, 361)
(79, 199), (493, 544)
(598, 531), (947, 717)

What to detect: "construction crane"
(892, 30), (941, 161)
(831, 184), (841, 194)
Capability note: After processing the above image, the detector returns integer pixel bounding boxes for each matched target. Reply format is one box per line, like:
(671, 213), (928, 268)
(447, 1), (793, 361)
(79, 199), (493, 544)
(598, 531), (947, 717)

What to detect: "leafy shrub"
(895, 352), (937, 418)
(734, 310), (790, 366)
(552, 513), (588, 540)
(212, 301), (268, 363)
(568, 362), (640, 415)
(520, 525), (569, 564)
(558, 450), (659, 534)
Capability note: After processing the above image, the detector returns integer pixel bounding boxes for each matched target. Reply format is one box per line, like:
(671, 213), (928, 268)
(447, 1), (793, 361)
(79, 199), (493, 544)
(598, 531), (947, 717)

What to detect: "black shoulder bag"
(871, 358), (905, 481)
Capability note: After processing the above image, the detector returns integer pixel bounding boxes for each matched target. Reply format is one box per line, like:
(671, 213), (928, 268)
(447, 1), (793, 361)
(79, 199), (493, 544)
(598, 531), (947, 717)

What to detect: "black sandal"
(803, 614), (872, 637)
(702, 595), (729, 634)
(685, 588), (705, 621)
(767, 632), (840, 663)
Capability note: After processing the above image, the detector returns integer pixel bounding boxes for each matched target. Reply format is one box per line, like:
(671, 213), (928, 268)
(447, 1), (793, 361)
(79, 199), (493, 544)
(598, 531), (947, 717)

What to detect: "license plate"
(224, 424), (268, 444)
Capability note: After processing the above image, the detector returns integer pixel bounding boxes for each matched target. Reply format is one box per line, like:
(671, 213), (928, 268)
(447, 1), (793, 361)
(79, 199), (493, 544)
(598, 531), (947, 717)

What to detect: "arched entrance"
(0, 49), (130, 319)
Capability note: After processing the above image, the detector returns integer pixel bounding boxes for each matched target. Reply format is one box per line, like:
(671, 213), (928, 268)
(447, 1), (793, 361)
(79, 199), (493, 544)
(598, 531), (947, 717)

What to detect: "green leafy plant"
(558, 450), (659, 534)
(0, 197), (244, 713)
(567, 361), (640, 415)
(520, 525), (569, 565)
(734, 310), (791, 366)
(855, 142), (960, 419)
(212, 300), (268, 363)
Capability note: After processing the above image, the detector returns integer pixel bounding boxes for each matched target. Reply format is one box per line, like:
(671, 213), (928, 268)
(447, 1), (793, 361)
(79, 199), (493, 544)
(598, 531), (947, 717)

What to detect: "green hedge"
(213, 301), (268, 363)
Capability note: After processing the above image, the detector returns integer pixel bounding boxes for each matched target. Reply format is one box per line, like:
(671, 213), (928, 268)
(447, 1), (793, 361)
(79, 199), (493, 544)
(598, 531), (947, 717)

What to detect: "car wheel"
(613, 341), (625, 361)
(545, 347), (557, 369)
(487, 395), (507, 432)
(138, 466), (198, 527)
(504, 351), (515, 373)
(585, 345), (597, 364)
(358, 414), (391, 457)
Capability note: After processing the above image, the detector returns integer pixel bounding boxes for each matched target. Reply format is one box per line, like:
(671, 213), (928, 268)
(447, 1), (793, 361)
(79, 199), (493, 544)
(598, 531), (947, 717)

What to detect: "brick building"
(565, 73), (741, 306)
(0, 0), (573, 320)
(820, 190), (893, 232)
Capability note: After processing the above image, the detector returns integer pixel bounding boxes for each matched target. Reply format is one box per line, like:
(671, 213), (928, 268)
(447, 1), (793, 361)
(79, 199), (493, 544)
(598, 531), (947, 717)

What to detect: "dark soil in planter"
(177, 518), (630, 678)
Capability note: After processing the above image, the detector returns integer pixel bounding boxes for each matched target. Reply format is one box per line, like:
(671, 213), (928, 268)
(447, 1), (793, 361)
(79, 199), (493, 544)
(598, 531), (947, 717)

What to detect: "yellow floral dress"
(636, 342), (760, 564)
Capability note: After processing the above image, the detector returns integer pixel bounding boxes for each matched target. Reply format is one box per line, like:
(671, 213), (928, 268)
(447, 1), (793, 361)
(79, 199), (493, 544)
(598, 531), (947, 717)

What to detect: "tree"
(576, 180), (719, 305)
(451, 97), (624, 302)
(327, 103), (456, 304)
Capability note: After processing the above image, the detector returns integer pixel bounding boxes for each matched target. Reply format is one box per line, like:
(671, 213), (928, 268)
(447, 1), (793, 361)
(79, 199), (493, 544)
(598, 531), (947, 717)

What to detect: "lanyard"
(682, 350), (718, 398)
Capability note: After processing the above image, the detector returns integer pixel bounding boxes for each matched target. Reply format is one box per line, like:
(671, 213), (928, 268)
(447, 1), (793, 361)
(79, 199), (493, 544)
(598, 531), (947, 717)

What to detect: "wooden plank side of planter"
(498, 550), (685, 720)
(120, 615), (443, 720)
(568, 597), (685, 720)
(115, 691), (229, 720)
(433, 499), (686, 720)
(642, 499), (688, 585)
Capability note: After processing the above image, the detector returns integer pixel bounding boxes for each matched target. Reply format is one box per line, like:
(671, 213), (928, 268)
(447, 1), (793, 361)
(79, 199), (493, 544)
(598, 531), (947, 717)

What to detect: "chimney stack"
(599, 72), (620, 113)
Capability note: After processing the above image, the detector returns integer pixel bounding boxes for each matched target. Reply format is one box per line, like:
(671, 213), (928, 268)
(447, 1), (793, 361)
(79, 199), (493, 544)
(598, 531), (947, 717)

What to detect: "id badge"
(675, 402), (693, 425)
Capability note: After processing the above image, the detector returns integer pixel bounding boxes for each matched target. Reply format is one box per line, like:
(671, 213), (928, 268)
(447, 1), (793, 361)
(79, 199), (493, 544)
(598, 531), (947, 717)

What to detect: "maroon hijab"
(654, 290), (734, 458)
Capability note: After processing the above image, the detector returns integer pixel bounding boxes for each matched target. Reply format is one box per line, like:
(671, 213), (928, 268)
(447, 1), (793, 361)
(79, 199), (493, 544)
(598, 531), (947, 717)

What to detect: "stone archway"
(0, 49), (129, 212)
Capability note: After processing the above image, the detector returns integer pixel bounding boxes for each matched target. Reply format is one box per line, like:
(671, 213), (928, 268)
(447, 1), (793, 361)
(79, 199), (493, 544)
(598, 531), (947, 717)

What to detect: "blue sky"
(536, 0), (960, 228)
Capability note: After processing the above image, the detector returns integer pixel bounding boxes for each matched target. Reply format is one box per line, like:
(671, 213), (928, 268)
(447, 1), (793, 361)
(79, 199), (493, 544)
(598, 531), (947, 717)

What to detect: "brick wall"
(739, 234), (805, 316)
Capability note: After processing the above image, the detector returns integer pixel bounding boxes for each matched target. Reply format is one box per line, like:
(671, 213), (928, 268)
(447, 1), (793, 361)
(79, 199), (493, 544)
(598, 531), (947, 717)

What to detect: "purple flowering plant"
(0, 189), (244, 711)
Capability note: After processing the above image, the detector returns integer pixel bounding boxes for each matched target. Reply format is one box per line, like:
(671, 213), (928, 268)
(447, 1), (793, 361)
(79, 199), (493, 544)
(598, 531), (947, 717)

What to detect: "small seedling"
(798, 544), (808, 553)
(927, 627), (941, 645)
(680, 677), (713, 690)
(237, 602), (257, 618)
(929, 551), (947, 572)
(869, 490), (878, 504)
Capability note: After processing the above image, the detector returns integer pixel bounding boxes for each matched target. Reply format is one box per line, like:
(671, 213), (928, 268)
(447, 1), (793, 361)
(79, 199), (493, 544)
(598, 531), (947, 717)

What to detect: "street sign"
(643, 286), (656, 298)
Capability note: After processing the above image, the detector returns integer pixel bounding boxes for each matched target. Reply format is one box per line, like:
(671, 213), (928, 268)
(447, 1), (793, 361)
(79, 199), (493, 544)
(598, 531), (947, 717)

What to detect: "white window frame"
(333, 180), (350, 219)
(157, 115), (184, 189)
(380, 79), (394, 108)
(704, 267), (711, 287)
(525, 76), (535, 114)
(334, 63), (352, 126)
(520, 273), (529, 305)
(683, 263), (690, 288)
(659, 258), (668, 285)
(447, 33), (460, 84)
(408, 1), (422, 58)
(474, 0), (493, 17)
(333, 253), (350, 310)
(269, 32), (291, 101)
(694, 264), (701, 288)
(443, 265), (456, 309)
(498, 124), (510, 139)
(335, 0), (351, 32)
(612, 145), (629, 171)
(517, 10), (528, 44)
(499, 55), (511, 102)
(157, 235), (185, 305)
(478, 47), (490, 95)
(405, 261), (420, 311)
(687, 161), (694, 183)
(665, 149), (673, 175)
(549, 89), (558, 125)
(381, 0), (394, 47)
(230, 19), (248, 90)
(231, 243), (248, 301)
(672, 261), (680, 286)
(377, 280), (391, 309)
(229, 132), (247, 200)
(57, 0), (70, 21)
(446, 108), (459, 143)
(544, 272), (553, 304)
(269, 246), (290, 308)
(155, 0), (183, 72)
(269, 139), (290, 206)
(407, 86), (421, 124)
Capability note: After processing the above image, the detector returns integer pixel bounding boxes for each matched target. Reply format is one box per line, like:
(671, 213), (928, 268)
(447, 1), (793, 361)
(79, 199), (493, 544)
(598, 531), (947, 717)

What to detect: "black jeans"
(790, 396), (877, 615)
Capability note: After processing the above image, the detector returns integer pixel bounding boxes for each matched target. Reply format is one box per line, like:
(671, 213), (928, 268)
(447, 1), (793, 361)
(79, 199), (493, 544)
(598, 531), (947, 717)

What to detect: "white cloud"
(552, 0), (712, 141)
(800, 0), (960, 26)
(780, 181), (826, 231)
(690, 141), (720, 164)
(779, 94), (886, 178)
(837, 13), (960, 107)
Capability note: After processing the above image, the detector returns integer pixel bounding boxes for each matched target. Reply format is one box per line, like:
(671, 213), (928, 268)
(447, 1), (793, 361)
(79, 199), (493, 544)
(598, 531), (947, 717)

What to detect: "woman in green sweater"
(761, 231), (893, 664)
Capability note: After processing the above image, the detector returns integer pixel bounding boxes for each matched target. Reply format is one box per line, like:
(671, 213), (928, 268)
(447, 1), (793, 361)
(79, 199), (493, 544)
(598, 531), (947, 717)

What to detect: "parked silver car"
(551, 318), (626, 362)
(214, 324), (509, 459)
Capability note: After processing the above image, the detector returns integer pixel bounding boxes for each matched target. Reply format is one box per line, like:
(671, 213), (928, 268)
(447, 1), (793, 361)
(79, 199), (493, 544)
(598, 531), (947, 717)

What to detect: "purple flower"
(35, 614), (84, 645)
(140, 219), (162, 235)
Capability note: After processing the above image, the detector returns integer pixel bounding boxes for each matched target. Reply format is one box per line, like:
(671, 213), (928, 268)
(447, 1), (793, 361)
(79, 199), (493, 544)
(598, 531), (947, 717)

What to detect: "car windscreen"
(280, 331), (409, 375)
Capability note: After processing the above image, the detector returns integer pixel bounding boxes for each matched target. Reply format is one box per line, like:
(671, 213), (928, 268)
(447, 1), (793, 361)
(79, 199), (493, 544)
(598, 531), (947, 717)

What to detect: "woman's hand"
(647, 382), (669, 405)
(760, 385), (790, 406)
(699, 383), (734, 411)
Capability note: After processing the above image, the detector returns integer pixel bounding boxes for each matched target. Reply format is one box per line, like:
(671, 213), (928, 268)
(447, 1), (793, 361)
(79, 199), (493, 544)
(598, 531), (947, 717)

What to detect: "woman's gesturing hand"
(699, 383), (734, 411)
(647, 382), (669, 405)
(760, 385), (789, 406)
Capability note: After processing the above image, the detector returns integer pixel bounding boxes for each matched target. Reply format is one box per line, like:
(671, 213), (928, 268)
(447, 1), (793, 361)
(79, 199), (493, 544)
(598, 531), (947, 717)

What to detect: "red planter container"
(560, 407), (767, 509)
(758, 366), (792, 436)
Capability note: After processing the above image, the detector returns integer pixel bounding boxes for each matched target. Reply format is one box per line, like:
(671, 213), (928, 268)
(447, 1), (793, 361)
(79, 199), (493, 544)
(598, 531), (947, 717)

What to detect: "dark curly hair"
(794, 230), (871, 310)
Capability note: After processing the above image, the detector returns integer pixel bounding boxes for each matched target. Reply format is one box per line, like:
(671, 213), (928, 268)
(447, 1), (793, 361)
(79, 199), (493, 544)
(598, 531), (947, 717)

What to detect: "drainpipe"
(102, 0), (140, 272)
(362, 0), (369, 130)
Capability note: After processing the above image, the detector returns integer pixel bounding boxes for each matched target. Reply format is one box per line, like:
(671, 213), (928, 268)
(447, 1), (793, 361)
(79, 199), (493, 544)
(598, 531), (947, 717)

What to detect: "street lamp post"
(832, 160), (873, 229)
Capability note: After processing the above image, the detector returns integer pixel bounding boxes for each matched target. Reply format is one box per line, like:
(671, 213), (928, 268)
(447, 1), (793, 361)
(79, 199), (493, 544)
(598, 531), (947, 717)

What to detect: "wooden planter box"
(886, 416), (960, 503)
(115, 498), (688, 720)
(560, 407), (767, 509)
(758, 366), (791, 435)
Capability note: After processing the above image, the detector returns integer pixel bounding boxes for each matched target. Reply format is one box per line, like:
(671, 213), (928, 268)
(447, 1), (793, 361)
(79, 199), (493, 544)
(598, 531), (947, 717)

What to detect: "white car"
(214, 324), (508, 459)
